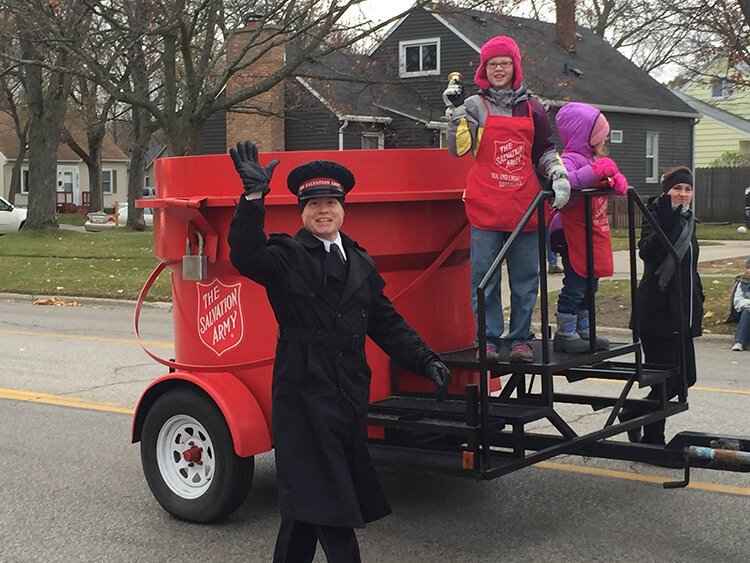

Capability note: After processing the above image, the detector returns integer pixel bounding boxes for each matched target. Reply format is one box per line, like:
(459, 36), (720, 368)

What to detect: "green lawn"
(0, 229), (171, 301)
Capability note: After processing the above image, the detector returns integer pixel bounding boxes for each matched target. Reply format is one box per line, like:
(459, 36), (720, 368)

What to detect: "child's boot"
(576, 309), (610, 350)
(553, 312), (589, 353)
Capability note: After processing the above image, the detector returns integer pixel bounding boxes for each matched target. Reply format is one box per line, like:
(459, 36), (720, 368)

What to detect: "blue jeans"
(545, 228), (558, 267)
(557, 251), (599, 314)
(734, 309), (750, 347)
(470, 226), (539, 348)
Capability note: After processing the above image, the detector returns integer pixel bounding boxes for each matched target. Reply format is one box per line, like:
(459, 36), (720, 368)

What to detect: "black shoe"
(627, 427), (642, 444)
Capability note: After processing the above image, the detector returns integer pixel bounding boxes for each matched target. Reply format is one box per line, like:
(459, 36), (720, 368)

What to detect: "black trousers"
(620, 334), (697, 445)
(272, 519), (361, 563)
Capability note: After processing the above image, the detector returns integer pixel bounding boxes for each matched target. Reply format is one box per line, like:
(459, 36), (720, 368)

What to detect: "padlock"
(183, 231), (207, 281)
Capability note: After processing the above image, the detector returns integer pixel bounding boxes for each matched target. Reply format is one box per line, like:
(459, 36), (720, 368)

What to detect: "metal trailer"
(132, 149), (750, 523)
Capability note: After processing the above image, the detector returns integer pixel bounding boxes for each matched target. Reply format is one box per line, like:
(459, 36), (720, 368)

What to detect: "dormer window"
(710, 78), (733, 99)
(399, 38), (440, 78)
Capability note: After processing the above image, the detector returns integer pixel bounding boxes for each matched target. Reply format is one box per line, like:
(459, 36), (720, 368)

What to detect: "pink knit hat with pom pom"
(474, 36), (523, 91)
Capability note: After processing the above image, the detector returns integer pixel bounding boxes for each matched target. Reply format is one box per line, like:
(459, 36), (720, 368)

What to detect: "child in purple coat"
(550, 102), (628, 353)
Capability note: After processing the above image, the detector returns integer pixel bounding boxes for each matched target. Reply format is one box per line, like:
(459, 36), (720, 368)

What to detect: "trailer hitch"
(664, 439), (750, 489)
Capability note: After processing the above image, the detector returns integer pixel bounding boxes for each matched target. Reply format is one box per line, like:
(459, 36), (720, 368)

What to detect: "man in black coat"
(227, 140), (451, 563)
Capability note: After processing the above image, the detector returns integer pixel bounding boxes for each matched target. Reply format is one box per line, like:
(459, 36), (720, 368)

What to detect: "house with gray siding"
(281, 4), (698, 198)
(211, 4), (698, 200)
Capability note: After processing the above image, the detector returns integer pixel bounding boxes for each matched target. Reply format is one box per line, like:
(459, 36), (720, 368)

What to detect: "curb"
(0, 292), (172, 310)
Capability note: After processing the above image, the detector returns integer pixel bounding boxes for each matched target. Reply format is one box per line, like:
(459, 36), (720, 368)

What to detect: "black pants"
(621, 334), (697, 445)
(272, 519), (361, 563)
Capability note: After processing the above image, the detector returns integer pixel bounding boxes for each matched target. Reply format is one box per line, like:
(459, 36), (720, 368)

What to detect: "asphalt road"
(1, 299), (750, 562)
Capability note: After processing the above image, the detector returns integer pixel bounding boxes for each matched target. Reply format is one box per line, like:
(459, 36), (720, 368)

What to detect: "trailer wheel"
(140, 387), (254, 522)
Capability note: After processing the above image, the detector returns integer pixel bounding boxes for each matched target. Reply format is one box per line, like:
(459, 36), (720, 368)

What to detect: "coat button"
(337, 351), (343, 357)
(361, 309), (366, 317)
(336, 311), (342, 318)
(310, 291), (316, 298)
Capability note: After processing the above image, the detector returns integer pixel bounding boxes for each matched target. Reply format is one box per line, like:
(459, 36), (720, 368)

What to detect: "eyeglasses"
(486, 61), (513, 70)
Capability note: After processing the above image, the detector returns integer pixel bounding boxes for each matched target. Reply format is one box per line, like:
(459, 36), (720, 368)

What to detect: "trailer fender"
(131, 371), (271, 458)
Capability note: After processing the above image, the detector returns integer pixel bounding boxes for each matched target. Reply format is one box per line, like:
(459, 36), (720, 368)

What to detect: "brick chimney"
(226, 17), (285, 152)
(555, 0), (577, 53)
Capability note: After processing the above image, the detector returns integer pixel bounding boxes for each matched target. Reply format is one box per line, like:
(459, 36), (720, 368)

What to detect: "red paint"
(134, 148), (490, 457)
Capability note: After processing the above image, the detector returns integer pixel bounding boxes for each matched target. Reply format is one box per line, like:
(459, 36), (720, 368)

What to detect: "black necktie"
(326, 244), (347, 282)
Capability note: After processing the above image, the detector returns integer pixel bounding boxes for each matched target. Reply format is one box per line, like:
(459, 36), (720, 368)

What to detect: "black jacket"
(228, 197), (438, 528)
(633, 195), (704, 339)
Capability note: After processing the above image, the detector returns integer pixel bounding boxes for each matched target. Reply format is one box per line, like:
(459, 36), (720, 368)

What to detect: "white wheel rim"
(156, 414), (216, 499)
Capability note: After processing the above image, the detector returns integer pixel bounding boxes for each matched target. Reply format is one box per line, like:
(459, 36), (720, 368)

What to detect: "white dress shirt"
(314, 234), (347, 261)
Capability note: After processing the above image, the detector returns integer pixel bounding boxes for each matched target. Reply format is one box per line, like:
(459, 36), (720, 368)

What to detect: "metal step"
(440, 341), (641, 376)
(367, 395), (554, 435)
(560, 361), (677, 387)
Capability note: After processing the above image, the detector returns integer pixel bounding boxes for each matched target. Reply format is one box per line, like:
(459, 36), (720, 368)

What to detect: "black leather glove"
(229, 140), (280, 196)
(425, 360), (451, 403)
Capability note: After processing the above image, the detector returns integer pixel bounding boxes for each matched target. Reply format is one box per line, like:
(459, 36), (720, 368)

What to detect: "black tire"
(140, 387), (254, 522)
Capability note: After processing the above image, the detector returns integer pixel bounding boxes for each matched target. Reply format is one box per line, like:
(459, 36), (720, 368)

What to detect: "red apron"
(464, 99), (547, 232)
(559, 186), (613, 278)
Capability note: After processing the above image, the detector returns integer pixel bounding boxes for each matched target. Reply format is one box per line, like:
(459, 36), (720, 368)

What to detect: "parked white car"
(84, 203), (153, 232)
(0, 196), (27, 234)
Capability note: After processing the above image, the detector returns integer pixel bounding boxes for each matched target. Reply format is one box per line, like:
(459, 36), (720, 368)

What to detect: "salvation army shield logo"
(494, 139), (526, 172)
(197, 280), (244, 356)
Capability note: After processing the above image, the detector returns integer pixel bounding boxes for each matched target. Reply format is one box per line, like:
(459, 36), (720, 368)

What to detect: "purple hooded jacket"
(549, 102), (609, 251)
(555, 102), (603, 190)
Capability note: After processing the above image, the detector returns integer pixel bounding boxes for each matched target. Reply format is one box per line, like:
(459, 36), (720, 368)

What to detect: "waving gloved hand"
(229, 140), (280, 197)
(655, 193), (682, 237)
(425, 360), (451, 403)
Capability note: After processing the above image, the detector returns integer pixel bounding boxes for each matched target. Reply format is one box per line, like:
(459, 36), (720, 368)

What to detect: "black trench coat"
(228, 197), (438, 528)
(632, 195), (704, 341)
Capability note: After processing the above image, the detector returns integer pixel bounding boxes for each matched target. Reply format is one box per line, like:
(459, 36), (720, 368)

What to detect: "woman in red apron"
(550, 102), (628, 353)
(446, 36), (571, 363)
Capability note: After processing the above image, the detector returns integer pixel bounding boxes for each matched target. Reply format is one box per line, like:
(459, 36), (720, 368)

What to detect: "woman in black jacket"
(628, 166), (703, 445)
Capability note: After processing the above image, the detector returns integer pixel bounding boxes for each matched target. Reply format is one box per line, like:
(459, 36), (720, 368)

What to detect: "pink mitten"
(609, 172), (629, 196)
(590, 157), (618, 180)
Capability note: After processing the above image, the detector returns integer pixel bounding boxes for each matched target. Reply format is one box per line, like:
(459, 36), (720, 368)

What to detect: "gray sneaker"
(477, 344), (500, 362)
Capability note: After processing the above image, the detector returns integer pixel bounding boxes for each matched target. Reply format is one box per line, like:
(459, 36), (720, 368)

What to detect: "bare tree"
(5, 0), (94, 230)
(61, 0), (435, 156)
(0, 77), (29, 207)
(62, 75), (118, 214)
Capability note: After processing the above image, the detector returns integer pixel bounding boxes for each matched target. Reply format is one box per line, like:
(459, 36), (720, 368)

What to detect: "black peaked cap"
(287, 160), (356, 202)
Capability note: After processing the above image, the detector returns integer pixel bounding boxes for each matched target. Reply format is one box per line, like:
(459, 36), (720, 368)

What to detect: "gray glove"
(229, 140), (279, 196)
(442, 81), (464, 108)
(546, 157), (571, 210)
(425, 360), (451, 403)
(444, 105), (466, 121)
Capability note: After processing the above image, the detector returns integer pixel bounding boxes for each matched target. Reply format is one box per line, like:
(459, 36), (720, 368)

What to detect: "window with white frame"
(610, 130), (623, 144)
(710, 78), (732, 99)
(101, 169), (114, 194)
(645, 132), (659, 182)
(361, 132), (384, 150)
(399, 38), (440, 78)
(21, 168), (29, 193)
